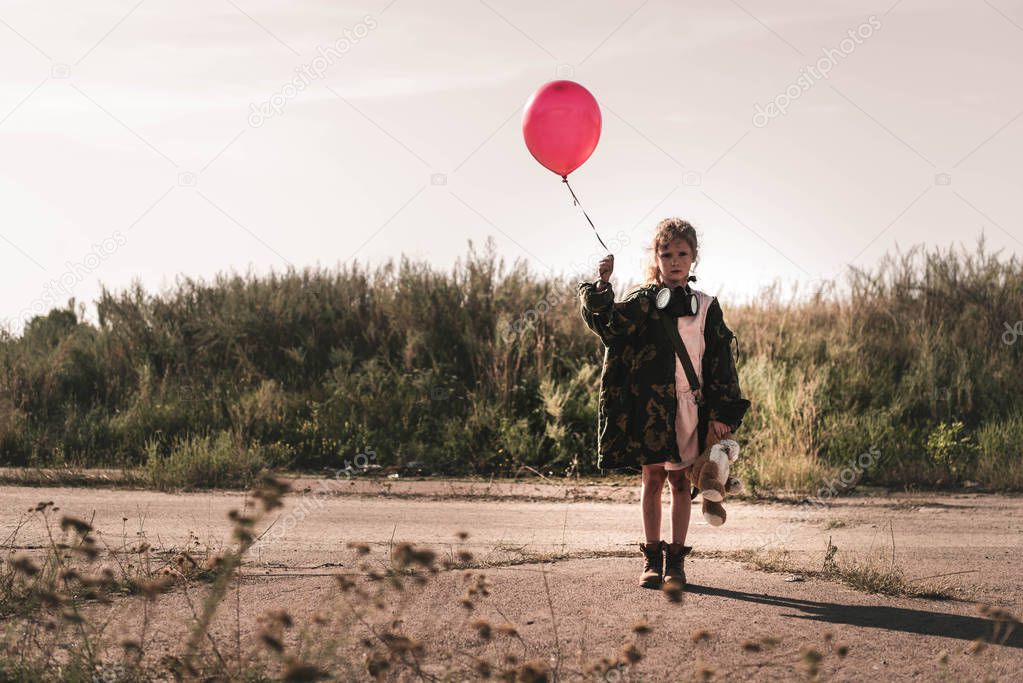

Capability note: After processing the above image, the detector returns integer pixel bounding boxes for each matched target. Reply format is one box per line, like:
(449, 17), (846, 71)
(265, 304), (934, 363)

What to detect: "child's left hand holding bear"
(708, 420), (732, 441)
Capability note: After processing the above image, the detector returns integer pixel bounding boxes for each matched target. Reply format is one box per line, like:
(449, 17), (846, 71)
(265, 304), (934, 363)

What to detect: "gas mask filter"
(655, 282), (698, 317)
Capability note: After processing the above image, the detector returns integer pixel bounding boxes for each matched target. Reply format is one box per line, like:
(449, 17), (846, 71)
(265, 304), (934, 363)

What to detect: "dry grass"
(718, 529), (966, 601)
(0, 505), (221, 624)
(0, 467), (143, 489)
(3, 478), (1016, 681)
(0, 478), (657, 682)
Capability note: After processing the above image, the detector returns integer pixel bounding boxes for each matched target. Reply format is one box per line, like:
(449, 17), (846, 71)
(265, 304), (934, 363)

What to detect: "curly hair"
(642, 217), (699, 285)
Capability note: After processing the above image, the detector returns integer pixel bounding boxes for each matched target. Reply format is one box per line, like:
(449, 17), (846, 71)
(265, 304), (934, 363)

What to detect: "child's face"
(656, 237), (694, 287)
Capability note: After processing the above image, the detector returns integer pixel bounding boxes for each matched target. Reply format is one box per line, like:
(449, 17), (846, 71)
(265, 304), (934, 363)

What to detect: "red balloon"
(522, 80), (601, 177)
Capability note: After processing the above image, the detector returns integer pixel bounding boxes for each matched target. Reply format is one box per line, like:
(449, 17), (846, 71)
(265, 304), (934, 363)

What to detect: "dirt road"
(2, 478), (1021, 680)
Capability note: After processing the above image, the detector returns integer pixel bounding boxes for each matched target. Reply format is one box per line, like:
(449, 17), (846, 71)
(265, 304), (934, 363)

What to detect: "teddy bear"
(687, 438), (743, 526)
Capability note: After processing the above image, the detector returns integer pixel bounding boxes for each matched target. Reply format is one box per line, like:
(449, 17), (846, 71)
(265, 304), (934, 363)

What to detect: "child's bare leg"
(641, 465), (667, 542)
(667, 469), (692, 545)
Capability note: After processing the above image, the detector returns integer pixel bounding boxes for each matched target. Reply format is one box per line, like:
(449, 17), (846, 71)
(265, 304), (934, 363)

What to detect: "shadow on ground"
(686, 584), (1021, 648)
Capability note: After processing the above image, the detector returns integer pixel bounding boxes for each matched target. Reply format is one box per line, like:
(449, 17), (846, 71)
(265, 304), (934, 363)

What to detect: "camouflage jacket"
(578, 280), (751, 471)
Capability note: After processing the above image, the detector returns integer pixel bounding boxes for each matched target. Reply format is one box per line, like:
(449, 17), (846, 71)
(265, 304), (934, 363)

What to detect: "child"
(578, 217), (751, 589)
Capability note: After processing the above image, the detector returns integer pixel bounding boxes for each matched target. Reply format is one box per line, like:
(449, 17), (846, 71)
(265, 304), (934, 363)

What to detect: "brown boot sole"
(640, 576), (663, 589)
(663, 575), (686, 588)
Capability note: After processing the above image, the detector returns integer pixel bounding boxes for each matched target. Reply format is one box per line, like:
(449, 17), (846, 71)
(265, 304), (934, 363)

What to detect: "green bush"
(925, 421), (980, 482)
(1, 235), (1021, 491)
(975, 411), (1023, 489)
(144, 431), (266, 490)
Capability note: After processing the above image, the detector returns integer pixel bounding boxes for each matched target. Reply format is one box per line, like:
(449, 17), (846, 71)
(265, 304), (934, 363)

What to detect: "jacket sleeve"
(578, 281), (652, 347)
(702, 298), (751, 430)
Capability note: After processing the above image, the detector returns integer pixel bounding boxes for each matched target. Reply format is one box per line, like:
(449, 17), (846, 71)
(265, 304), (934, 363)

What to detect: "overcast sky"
(1, 0), (1021, 333)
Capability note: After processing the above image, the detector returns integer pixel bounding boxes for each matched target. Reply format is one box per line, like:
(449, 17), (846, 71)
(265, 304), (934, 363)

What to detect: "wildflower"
(283, 663), (329, 682)
(689, 629), (710, 643)
(620, 642), (642, 663)
(365, 652), (389, 680)
(135, 576), (173, 600)
(228, 509), (256, 526)
(515, 660), (549, 683)
(662, 582), (684, 603)
(233, 527), (255, 543)
(267, 609), (294, 628)
(203, 554), (225, 571)
(472, 619), (492, 640)
(260, 632), (284, 653)
(10, 556), (39, 576)
(76, 540), (101, 560)
(801, 647), (823, 676)
(391, 542), (437, 569)
(175, 552), (198, 570)
(380, 632), (424, 656)
(60, 516), (93, 535)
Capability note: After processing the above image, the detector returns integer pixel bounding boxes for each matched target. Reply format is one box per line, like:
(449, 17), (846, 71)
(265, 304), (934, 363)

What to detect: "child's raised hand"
(598, 254), (614, 283)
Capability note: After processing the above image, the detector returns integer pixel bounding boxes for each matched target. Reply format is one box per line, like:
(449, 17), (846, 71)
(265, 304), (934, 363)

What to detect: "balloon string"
(562, 176), (610, 253)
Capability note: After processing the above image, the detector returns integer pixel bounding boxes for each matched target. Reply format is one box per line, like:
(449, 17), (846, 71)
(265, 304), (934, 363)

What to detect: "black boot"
(664, 543), (692, 587)
(639, 540), (665, 588)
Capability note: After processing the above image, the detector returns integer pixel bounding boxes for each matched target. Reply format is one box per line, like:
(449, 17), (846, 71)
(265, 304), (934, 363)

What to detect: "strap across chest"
(658, 313), (703, 404)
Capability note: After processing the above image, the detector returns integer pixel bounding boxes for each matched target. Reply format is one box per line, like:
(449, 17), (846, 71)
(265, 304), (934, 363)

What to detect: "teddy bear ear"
(725, 477), (743, 495)
(723, 440), (740, 462)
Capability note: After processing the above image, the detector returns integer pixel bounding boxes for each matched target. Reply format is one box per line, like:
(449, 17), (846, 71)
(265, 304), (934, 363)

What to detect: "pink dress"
(666, 289), (711, 470)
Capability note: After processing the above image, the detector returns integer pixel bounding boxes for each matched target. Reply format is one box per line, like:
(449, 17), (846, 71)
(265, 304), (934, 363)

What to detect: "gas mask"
(654, 278), (698, 317)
